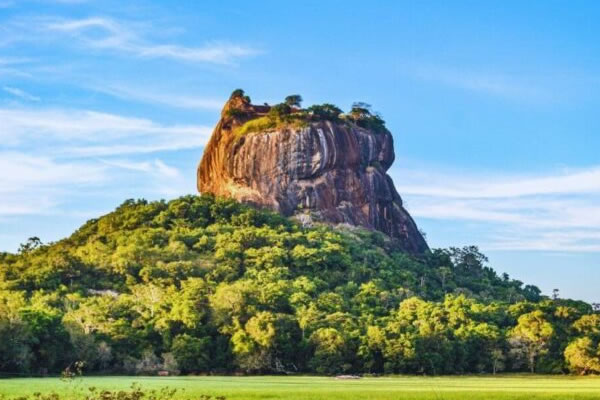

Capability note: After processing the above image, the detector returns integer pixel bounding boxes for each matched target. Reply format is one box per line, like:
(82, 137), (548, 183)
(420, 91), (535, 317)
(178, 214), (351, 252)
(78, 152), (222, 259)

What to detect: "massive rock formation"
(198, 93), (428, 254)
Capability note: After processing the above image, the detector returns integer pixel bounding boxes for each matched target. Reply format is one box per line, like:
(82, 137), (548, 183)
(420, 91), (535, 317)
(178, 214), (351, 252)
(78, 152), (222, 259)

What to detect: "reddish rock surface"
(198, 95), (428, 254)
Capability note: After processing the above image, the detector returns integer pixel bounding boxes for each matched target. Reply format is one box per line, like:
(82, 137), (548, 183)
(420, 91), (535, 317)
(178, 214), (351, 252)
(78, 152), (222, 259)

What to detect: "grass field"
(1, 375), (600, 400)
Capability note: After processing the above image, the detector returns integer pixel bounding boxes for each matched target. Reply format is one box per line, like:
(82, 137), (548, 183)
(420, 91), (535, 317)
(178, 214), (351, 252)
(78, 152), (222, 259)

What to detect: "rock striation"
(197, 93), (428, 254)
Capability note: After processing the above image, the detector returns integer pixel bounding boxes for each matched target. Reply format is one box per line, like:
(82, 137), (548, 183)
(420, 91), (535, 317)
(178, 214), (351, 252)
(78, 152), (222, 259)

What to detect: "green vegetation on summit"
(227, 90), (387, 138)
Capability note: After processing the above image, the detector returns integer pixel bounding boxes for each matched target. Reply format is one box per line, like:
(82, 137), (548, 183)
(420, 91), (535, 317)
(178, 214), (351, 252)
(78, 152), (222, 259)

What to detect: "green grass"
(234, 115), (308, 138)
(235, 116), (277, 137)
(1, 376), (600, 400)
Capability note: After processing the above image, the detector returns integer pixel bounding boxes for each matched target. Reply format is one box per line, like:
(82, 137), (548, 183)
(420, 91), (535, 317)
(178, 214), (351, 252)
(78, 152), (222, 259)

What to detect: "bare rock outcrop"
(197, 93), (428, 254)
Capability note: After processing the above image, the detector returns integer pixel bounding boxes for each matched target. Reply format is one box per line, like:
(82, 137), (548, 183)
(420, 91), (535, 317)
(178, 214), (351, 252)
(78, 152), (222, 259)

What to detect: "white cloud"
(100, 159), (181, 179)
(0, 152), (191, 216)
(0, 152), (107, 216)
(0, 152), (105, 190)
(398, 167), (600, 198)
(0, 105), (206, 217)
(45, 0), (91, 3)
(0, 57), (31, 66)
(0, 107), (212, 155)
(153, 160), (181, 179)
(43, 17), (259, 64)
(98, 158), (189, 197)
(410, 65), (550, 103)
(393, 165), (600, 252)
(485, 229), (600, 252)
(0, 58), (34, 78)
(406, 196), (600, 230)
(3, 86), (40, 101)
(92, 84), (224, 111)
(0, 199), (55, 216)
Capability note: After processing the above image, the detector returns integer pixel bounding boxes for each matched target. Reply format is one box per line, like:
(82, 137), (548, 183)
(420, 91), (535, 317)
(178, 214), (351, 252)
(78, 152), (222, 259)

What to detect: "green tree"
(268, 103), (292, 120)
(0, 193), (593, 376)
(0, 291), (32, 372)
(20, 307), (71, 373)
(18, 237), (43, 254)
(565, 337), (600, 374)
(509, 310), (554, 373)
(284, 94), (302, 107)
(564, 314), (600, 374)
(309, 327), (347, 374)
(171, 334), (211, 373)
(306, 104), (342, 120)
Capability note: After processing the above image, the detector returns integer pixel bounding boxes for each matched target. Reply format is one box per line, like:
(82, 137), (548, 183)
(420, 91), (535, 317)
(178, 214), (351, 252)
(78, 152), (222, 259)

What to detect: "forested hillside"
(0, 195), (598, 376)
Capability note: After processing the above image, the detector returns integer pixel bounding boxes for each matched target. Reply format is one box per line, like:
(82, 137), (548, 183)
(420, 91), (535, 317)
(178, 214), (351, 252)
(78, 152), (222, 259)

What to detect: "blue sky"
(1, 1), (599, 302)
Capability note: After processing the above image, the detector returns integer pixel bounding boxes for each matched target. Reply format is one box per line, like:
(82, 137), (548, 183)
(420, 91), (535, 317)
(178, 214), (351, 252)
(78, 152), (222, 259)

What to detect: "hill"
(0, 194), (598, 376)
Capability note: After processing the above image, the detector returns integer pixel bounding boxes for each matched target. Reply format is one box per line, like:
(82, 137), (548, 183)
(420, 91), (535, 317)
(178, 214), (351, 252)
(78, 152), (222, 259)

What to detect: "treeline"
(0, 195), (598, 376)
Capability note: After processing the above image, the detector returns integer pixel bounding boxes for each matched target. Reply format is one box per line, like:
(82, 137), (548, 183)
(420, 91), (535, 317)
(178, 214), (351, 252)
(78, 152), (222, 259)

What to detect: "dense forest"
(0, 195), (599, 376)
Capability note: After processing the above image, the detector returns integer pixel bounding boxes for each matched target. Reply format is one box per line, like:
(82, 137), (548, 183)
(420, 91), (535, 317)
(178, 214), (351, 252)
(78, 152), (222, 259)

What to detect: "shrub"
(230, 89), (245, 99)
(230, 88), (251, 103)
(225, 108), (247, 119)
(268, 103), (292, 120)
(171, 334), (211, 373)
(306, 104), (342, 121)
(2, 384), (220, 400)
(349, 102), (387, 132)
(285, 94), (303, 107)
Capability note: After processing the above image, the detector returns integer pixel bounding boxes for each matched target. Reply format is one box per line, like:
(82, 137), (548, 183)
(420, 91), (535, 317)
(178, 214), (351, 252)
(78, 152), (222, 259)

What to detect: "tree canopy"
(284, 94), (303, 108)
(0, 195), (596, 375)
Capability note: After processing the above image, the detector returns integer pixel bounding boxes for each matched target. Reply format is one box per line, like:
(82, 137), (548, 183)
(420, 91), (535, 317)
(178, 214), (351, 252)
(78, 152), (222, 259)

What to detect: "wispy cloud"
(0, 57), (31, 66)
(0, 57), (34, 78)
(45, 0), (91, 3)
(41, 17), (260, 64)
(0, 151), (106, 215)
(0, 107), (212, 155)
(0, 152), (105, 192)
(410, 65), (551, 103)
(393, 165), (600, 252)
(488, 230), (600, 253)
(397, 166), (600, 198)
(92, 84), (224, 111)
(0, 105), (205, 217)
(99, 159), (189, 197)
(3, 86), (40, 101)
(99, 159), (177, 175)
(0, 152), (189, 217)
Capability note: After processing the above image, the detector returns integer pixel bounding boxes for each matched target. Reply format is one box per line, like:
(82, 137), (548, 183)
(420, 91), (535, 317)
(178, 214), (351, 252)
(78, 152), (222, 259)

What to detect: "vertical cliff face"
(198, 94), (428, 254)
